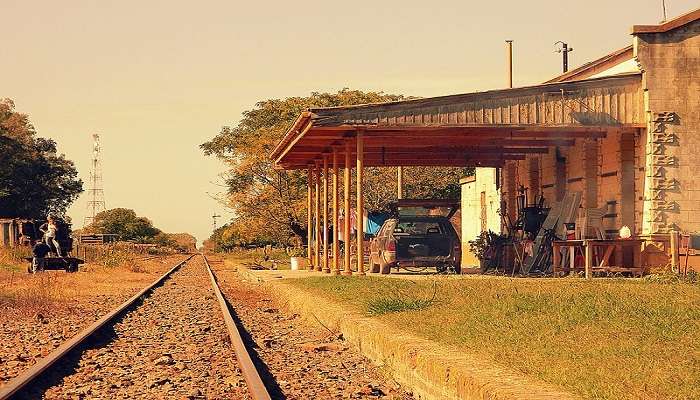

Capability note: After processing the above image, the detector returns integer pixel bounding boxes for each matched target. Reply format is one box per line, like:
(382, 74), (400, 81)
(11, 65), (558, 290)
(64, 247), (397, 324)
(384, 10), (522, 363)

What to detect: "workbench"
(552, 239), (643, 278)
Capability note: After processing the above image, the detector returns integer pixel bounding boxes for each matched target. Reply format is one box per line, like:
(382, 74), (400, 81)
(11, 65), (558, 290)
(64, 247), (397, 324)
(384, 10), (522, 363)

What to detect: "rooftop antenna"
(212, 214), (221, 230)
(661, 0), (667, 22)
(84, 133), (106, 226)
(554, 41), (574, 73)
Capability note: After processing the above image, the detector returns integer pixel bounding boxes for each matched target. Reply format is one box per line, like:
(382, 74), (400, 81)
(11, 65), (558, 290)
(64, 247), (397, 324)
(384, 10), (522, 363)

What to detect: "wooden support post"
(343, 142), (352, 276)
(569, 245), (575, 273)
(314, 161), (321, 271)
(397, 166), (404, 200)
(356, 129), (366, 275)
(670, 231), (679, 273)
(332, 150), (340, 275)
(306, 165), (313, 269)
(323, 155), (330, 273)
(584, 240), (592, 279)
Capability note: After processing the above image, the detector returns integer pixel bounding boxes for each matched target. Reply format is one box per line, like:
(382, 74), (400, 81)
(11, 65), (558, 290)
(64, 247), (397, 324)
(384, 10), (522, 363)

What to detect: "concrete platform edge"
(262, 278), (581, 400)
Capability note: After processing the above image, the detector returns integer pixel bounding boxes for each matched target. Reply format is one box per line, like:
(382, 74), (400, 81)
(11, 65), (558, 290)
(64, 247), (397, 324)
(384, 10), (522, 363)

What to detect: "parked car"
(370, 200), (461, 274)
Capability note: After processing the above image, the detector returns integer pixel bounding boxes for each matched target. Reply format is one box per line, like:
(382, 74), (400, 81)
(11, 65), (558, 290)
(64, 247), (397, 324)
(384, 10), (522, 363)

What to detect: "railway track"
(0, 254), (272, 400)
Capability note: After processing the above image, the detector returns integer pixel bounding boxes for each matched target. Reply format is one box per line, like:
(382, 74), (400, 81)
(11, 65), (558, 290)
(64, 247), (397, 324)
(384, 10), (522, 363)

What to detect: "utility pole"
(84, 133), (106, 226)
(212, 214), (221, 230)
(555, 41), (574, 73)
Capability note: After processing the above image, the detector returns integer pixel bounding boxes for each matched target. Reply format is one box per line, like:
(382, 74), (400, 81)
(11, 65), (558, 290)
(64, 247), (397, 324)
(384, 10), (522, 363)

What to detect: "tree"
(85, 208), (162, 243)
(167, 233), (197, 252)
(0, 99), (83, 218)
(202, 89), (470, 245)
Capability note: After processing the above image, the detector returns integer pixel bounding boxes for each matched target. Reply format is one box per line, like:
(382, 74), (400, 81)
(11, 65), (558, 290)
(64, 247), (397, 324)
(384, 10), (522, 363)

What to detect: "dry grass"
(0, 271), (68, 316)
(0, 254), (184, 318)
(289, 275), (700, 400)
(0, 247), (28, 272)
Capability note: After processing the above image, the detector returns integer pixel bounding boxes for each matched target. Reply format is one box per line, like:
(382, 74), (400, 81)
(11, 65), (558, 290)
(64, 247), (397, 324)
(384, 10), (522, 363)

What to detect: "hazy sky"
(2, 0), (696, 244)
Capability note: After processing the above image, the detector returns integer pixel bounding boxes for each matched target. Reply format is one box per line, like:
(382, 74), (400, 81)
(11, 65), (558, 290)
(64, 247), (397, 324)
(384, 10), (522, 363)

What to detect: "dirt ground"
(0, 254), (187, 387)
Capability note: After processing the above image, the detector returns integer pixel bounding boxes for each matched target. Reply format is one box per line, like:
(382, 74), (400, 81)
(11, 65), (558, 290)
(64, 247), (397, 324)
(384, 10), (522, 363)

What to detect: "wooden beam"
(397, 166), (403, 200)
(332, 150), (340, 275)
(306, 166), (313, 269)
(322, 155), (330, 273)
(314, 161), (321, 271)
(356, 128), (365, 276)
(286, 151), (530, 159)
(299, 138), (576, 147)
(343, 141), (352, 276)
(280, 158), (510, 169)
(273, 115), (314, 166)
(289, 147), (549, 155)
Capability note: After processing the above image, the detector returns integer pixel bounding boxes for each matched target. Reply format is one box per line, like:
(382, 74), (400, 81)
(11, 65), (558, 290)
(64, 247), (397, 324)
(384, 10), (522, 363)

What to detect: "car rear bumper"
(390, 256), (458, 267)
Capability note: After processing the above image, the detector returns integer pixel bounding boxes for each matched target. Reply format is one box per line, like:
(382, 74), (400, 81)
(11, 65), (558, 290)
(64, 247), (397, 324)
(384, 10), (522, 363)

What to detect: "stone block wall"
(636, 19), (700, 234)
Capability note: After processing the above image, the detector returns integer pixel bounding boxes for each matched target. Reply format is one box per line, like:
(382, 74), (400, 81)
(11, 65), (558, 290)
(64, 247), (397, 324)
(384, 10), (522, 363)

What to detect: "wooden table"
(552, 239), (643, 278)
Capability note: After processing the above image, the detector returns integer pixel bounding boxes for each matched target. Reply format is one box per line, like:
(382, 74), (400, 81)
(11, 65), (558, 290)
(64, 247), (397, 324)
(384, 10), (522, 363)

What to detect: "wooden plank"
(585, 240), (592, 279)
(598, 244), (615, 268)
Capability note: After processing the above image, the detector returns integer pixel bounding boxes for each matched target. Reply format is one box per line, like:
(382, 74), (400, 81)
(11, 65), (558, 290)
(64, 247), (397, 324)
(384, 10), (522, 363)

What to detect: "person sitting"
(32, 241), (51, 273)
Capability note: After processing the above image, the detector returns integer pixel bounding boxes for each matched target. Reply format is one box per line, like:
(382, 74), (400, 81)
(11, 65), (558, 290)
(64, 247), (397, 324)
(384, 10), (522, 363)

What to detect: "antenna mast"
(84, 133), (106, 226)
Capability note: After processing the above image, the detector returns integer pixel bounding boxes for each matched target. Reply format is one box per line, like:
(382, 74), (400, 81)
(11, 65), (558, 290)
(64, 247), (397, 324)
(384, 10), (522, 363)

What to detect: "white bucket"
(290, 257), (306, 270)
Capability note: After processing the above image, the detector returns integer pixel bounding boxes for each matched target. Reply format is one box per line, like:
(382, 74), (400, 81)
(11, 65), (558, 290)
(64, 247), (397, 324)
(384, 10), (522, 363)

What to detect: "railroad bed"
(2, 255), (414, 400)
(1, 255), (257, 399)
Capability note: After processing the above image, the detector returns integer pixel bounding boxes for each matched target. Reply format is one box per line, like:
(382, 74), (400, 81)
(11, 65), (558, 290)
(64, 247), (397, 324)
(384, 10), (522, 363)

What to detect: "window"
(395, 221), (443, 235)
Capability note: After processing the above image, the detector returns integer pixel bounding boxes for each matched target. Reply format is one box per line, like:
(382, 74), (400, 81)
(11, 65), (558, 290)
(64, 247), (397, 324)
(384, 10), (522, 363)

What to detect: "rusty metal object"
(0, 254), (195, 400)
(202, 255), (272, 400)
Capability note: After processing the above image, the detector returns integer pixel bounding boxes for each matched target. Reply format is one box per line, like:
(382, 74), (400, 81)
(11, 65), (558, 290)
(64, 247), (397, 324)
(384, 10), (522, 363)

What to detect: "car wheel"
(436, 264), (447, 274)
(452, 263), (462, 274)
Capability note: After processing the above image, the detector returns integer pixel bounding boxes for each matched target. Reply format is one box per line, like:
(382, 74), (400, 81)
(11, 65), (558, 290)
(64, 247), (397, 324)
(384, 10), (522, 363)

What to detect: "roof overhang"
(632, 8), (700, 34)
(272, 73), (644, 170)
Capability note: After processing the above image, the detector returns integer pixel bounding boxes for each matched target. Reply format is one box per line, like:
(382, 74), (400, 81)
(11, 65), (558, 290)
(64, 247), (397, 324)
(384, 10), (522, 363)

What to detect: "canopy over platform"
(271, 73), (644, 170)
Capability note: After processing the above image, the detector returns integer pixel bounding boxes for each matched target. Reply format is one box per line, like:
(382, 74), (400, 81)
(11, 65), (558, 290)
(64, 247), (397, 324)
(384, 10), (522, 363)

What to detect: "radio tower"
(84, 133), (106, 226)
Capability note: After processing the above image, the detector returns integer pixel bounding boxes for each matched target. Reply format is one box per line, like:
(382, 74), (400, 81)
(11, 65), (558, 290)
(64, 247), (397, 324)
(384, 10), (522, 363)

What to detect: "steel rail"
(0, 254), (196, 400)
(202, 254), (272, 400)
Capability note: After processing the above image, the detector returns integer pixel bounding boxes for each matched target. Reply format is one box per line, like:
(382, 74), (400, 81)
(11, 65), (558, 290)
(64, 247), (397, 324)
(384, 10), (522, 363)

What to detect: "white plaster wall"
(460, 168), (501, 267)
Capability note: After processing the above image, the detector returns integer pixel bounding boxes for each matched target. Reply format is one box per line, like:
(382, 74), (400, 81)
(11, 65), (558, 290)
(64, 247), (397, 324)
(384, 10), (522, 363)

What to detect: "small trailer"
(24, 256), (85, 273)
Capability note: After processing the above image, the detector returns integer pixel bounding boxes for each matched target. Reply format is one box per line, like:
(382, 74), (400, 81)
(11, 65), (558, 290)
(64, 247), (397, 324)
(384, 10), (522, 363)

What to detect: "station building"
(272, 9), (700, 273)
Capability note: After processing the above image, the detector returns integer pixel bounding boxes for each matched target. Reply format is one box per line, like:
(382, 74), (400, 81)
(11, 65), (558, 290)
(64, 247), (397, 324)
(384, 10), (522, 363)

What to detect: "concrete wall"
(636, 19), (700, 234)
(460, 169), (501, 267)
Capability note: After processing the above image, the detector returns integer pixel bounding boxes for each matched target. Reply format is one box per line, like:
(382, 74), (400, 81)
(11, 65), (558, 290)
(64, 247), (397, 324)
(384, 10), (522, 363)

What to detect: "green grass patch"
(366, 296), (435, 315)
(287, 275), (700, 400)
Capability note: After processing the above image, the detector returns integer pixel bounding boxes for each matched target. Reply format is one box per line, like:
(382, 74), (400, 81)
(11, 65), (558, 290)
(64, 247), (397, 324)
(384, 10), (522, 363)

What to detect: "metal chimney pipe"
(506, 40), (513, 88)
